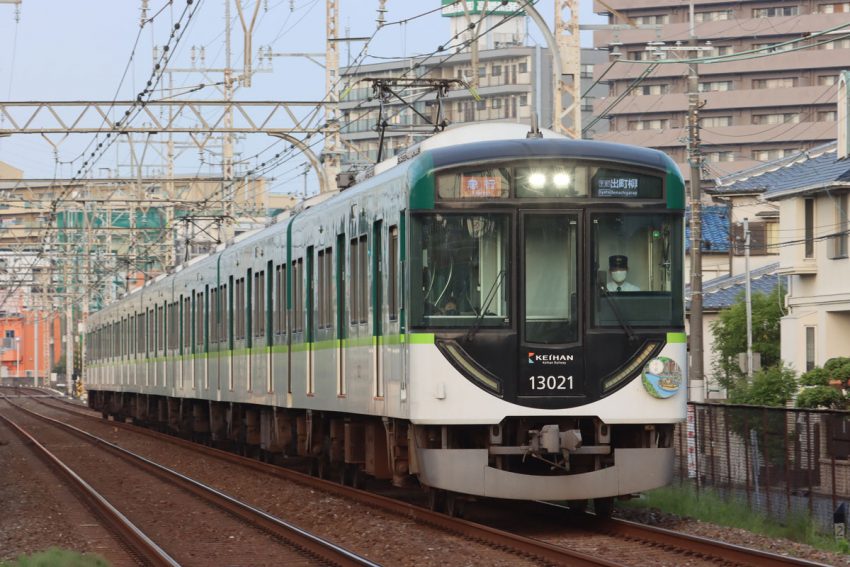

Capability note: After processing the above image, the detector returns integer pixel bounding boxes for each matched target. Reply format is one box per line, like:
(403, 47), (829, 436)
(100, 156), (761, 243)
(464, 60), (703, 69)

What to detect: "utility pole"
(653, 4), (708, 401)
(744, 217), (754, 378)
(323, 0), (341, 191)
(686, 1), (704, 402)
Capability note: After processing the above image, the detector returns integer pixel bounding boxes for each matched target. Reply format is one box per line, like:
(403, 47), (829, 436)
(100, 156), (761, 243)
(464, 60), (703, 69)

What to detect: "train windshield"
(592, 213), (684, 328)
(523, 213), (579, 344)
(410, 213), (510, 328)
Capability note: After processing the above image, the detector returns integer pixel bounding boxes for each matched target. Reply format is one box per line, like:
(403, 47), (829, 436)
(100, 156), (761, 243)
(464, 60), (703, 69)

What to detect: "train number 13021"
(528, 375), (574, 391)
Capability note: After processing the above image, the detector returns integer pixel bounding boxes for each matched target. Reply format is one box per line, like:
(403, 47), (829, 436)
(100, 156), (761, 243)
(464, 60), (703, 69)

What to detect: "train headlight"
(528, 172), (546, 190)
(437, 340), (502, 396)
(553, 172), (571, 189)
(601, 341), (660, 393)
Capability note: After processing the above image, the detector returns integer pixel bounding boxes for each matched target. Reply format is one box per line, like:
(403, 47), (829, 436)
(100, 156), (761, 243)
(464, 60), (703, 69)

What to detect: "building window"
(707, 45), (734, 57)
(518, 61), (528, 74)
(753, 42), (794, 53)
(519, 94), (528, 107)
(753, 148), (798, 161)
(627, 50), (652, 61)
(699, 81), (732, 92)
(752, 113), (800, 125)
(476, 99), (486, 110)
(580, 63), (594, 78)
(805, 326), (816, 372)
(830, 193), (849, 259)
(752, 77), (797, 89)
(706, 151), (735, 162)
(818, 110), (838, 121)
(701, 116), (732, 127)
(819, 38), (850, 49)
(753, 6), (798, 17)
(492, 98), (502, 109)
(818, 75), (839, 86)
(695, 10), (732, 22)
(627, 118), (668, 131)
(633, 14), (669, 24)
(805, 197), (815, 258)
(819, 3), (850, 13)
(632, 83), (669, 96)
(491, 64), (502, 76)
(478, 66), (486, 78)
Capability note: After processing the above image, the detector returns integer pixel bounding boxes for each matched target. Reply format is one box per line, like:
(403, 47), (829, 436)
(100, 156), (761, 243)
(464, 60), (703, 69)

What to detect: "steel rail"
(6, 397), (378, 567)
(0, 405), (179, 567)
(32, 395), (624, 567)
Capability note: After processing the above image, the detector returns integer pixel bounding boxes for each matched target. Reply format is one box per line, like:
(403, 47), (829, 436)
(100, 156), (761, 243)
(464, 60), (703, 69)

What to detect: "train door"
(518, 211), (584, 401)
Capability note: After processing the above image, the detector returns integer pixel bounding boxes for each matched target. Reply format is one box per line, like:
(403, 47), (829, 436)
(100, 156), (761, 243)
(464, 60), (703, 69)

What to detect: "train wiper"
(465, 269), (506, 343)
(597, 282), (638, 343)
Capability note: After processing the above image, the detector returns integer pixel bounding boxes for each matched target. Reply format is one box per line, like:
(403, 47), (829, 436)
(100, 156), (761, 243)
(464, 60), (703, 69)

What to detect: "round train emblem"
(642, 356), (682, 399)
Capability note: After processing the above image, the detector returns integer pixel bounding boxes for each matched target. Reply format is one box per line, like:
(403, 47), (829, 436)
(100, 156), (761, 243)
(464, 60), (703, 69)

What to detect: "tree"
(796, 357), (850, 409)
(727, 365), (797, 406)
(710, 288), (785, 400)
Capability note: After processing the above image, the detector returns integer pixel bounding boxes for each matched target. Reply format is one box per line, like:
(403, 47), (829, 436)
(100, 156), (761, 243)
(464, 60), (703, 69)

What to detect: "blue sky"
(0, 1), (604, 193)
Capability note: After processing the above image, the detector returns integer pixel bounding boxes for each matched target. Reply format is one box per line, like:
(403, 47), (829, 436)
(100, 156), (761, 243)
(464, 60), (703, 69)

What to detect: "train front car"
(405, 135), (686, 509)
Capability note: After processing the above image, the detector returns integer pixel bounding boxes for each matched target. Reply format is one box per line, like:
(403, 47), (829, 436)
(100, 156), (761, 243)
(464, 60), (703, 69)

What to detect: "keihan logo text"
(528, 352), (573, 364)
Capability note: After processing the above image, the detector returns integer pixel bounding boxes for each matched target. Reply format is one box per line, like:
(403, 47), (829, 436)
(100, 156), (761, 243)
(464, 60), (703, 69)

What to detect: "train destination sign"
(460, 175), (502, 198)
(591, 168), (663, 199)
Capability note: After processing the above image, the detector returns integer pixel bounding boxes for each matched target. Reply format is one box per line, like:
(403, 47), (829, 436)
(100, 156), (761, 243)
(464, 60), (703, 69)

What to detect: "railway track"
(0, 395), (378, 567)
(13, 390), (834, 567)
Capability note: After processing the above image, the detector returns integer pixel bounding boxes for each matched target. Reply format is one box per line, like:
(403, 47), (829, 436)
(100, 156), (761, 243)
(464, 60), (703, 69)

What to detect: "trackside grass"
(620, 486), (850, 555)
(0, 548), (110, 567)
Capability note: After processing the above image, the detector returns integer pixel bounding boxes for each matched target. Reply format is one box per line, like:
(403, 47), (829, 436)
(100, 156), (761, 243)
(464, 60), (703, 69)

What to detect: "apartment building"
(591, 0), (848, 179)
(339, 28), (609, 165)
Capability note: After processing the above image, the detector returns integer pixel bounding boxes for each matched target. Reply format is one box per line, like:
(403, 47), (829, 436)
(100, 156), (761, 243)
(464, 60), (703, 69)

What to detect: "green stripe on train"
(88, 333), (437, 366)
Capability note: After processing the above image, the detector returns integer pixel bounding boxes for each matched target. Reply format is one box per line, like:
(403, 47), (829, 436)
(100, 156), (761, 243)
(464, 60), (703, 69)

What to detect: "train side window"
(210, 288), (218, 344)
(234, 278), (245, 340)
(350, 234), (368, 326)
(292, 258), (304, 333)
(182, 297), (191, 352)
(274, 265), (286, 336)
(389, 225), (399, 321)
(254, 270), (265, 338)
(196, 291), (205, 349)
(147, 308), (154, 356)
(306, 247), (314, 342)
(219, 284), (227, 345)
(318, 247), (333, 330)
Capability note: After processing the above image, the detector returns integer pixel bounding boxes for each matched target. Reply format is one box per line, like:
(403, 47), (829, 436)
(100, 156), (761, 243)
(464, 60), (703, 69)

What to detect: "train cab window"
(592, 213), (683, 328)
(524, 214), (579, 344)
(437, 167), (510, 199)
(411, 213), (510, 328)
(516, 163), (588, 198)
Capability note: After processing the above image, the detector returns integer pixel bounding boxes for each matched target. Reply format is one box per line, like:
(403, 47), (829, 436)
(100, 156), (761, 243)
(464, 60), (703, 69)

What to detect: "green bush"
(728, 365), (797, 407)
(796, 386), (847, 409)
(800, 367), (830, 387)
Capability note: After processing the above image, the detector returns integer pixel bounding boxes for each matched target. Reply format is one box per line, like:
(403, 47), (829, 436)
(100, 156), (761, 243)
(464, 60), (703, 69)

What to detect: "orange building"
(0, 310), (62, 386)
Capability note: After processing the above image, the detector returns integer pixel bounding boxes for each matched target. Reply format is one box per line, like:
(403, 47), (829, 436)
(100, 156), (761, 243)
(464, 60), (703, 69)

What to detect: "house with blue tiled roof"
(711, 72), (850, 376)
(686, 263), (783, 399)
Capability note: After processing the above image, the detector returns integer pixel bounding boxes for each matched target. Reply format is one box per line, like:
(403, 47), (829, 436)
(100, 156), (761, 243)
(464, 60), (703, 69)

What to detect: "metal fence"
(674, 403), (850, 533)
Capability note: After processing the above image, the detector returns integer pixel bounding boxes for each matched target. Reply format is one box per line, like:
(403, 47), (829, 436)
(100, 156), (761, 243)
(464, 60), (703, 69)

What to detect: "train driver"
(607, 255), (640, 292)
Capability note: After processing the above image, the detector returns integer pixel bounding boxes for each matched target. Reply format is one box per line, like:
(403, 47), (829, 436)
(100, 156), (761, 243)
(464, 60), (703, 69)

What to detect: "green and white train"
(86, 123), (687, 513)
